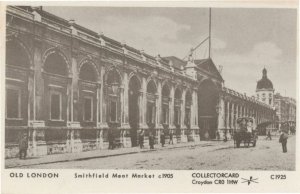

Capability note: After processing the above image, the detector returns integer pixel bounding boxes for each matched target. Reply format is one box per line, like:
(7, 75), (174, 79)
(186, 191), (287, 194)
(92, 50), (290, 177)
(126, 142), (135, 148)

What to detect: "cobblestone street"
(20, 135), (295, 170)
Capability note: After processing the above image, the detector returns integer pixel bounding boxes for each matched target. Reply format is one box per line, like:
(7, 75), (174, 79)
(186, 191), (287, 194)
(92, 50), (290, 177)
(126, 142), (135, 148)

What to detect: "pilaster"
(180, 89), (187, 142)
(121, 72), (130, 129)
(156, 80), (163, 129)
(99, 66), (108, 129)
(169, 85), (176, 129)
(217, 96), (225, 139)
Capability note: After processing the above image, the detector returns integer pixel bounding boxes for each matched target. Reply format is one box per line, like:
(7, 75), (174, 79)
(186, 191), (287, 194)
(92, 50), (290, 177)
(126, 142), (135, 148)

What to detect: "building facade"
(5, 6), (276, 158)
(220, 88), (276, 137)
(274, 93), (296, 132)
(256, 68), (274, 107)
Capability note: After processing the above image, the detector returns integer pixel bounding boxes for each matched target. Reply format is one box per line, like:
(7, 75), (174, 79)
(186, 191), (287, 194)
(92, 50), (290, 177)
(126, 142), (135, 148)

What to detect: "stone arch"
(42, 48), (71, 76)
(146, 79), (157, 94)
(128, 75), (141, 90)
(6, 38), (32, 69)
(79, 58), (100, 82)
(198, 79), (219, 139)
(174, 87), (182, 100)
(162, 82), (171, 97)
(105, 66), (123, 85)
(128, 72), (142, 87)
(128, 74), (141, 147)
(79, 60), (99, 82)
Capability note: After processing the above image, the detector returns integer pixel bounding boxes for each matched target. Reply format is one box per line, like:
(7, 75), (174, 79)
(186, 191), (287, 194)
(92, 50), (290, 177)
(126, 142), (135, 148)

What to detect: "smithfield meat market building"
(5, 6), (276, 158)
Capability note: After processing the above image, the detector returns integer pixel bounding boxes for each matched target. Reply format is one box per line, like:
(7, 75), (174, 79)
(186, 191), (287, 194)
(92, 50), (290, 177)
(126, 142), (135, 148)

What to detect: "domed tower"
(256, 68), (274, 106)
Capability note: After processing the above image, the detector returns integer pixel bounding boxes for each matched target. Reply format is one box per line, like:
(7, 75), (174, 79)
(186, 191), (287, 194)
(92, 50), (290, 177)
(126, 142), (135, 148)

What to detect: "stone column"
(30, 38), (46, 156)
(33, 40), (44, 122)
(98, 66), (107, 149)
(230, 103), (234, 139)
(156, 80), (163, 129)
(231, 103), (234, 126)
(235, 104), (239, 129)
(139, 77), (147, 129)
(191, 89), (199, 142)
(180, 89), (187, 142)
(217, 96), (225, 139)
(66, 53), (81, 153)
(98, 66), (107, 126)
(169, 85), (176, 130)
(121, 72), (130, 130)
(27, 70), (35, 157)
(155, 80), (162, 143)
(138, 90), (144, 128)
(226, 101), (230, 130)
(122, 72), (130, 147)
(95, 82), (101, 149)
(27, 70), (34, 122)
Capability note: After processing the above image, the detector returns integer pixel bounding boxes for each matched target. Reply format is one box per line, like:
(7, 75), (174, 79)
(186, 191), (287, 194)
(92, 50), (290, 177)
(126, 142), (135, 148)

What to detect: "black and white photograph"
(3, 4), (297, 172)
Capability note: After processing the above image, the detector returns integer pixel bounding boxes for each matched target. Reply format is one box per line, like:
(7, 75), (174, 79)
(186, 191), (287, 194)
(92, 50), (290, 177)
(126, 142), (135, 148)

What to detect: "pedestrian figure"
(216, 130), (220, 140)
(279, 131), (288, 153)
(266, 130), (272, 140)
(149, 131), (155, 149)
(139, 129), (144, 149)
(169, 130), (174, 144)
(18, 131), (28, 159)
(108, 130), (114, 150)
(160, 131), (165, 147)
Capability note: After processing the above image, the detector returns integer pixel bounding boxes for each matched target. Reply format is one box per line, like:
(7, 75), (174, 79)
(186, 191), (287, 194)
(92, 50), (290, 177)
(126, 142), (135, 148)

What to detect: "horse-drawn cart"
(234, 117), (258, 148)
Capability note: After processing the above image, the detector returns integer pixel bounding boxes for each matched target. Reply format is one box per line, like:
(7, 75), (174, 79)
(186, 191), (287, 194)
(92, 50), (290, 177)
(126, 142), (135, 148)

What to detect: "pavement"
(18, 135), (295, 170)
(5, 140), (216, 168)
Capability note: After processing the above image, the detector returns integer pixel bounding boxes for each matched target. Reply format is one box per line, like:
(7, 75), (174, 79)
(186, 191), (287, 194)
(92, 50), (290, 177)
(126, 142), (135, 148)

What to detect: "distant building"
(254, 67), (296, 133)
(256, 68), (274, 107)
(274, 93), (296, 132)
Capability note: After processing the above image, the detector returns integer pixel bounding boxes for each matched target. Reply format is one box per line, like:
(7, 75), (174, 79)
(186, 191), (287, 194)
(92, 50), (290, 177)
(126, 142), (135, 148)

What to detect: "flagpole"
(209, 7), (211, 59)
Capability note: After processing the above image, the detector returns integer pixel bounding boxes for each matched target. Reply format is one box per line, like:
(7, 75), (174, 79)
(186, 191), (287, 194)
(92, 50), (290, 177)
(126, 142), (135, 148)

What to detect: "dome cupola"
(256, 68), (273, 90)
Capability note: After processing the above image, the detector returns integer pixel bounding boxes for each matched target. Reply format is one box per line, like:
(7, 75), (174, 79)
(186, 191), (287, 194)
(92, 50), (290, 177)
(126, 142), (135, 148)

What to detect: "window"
(83, 97), (93, 121)
(185, 108), (190, 126)
(50, 93), (61, 120)
(6, 88), (21, 119)
(147, 102), (155, 124)
(110, 101), (117, 122)
(269, 98), (272, 105)
(174, 107), (180, 125)
(162, 106), (169, 124)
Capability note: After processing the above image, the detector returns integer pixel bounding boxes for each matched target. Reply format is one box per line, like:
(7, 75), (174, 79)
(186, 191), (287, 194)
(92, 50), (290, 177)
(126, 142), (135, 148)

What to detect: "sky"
(44, 7), (297, 98)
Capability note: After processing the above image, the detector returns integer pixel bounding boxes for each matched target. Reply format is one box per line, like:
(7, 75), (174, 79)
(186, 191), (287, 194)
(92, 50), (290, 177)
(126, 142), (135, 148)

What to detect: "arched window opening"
(147, 80), (156, 94)
(107, 69), (121, 85)
(198, 80), (219, 139)
(146, 80), (157, 126)
(185, 91), (192, 127)
(44, 52), (68, 76)
(128, 76), (141, 147)
(162, 84), (170, 97)
(106, 69), (121, 123)
(80, 63), (97, 82)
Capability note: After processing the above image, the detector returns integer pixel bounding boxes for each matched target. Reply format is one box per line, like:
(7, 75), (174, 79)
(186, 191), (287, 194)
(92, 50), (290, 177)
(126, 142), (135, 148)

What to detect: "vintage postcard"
(1, 0), (299, 193)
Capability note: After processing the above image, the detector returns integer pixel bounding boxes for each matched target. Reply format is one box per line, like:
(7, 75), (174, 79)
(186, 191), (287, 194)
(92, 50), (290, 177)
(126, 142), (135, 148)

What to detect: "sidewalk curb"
(6, 142), (214, 168)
